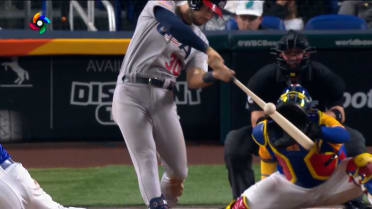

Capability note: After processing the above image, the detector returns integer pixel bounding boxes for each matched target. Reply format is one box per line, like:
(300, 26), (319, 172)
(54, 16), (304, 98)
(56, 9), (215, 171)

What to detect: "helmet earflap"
(187, 0), (226, 16)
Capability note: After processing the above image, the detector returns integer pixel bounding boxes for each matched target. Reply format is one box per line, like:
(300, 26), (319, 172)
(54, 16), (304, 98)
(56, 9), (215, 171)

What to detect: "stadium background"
(1, 30), (371, 145)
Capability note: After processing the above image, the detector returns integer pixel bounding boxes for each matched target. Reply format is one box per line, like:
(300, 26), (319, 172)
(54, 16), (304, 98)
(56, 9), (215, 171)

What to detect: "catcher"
(226, 85), (372, 209)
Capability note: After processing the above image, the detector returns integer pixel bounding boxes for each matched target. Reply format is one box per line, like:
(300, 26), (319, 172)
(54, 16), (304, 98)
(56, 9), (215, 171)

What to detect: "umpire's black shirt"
(247, 61), (345, 112)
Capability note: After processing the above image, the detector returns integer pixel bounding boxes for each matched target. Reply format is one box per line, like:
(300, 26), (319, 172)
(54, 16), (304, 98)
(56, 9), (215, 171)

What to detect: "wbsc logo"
(29, 12), (50, 34)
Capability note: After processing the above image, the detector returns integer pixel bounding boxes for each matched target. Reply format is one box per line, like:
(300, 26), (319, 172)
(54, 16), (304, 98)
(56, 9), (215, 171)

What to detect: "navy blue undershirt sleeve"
(154, 6), (209, 53)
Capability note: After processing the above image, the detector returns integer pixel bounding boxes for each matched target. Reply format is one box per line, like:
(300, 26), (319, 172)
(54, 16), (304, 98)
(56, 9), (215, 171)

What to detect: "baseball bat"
(232, 77), (314, 150)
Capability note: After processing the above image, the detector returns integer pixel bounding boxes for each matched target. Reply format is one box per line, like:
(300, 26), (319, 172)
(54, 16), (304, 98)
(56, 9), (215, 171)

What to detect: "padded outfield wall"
(0, 30), (371, 145)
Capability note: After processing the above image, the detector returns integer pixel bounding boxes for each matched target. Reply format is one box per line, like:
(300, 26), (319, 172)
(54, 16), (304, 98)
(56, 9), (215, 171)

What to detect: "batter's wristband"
(202, 72), (217, 83)
(331, 109), (343, 122)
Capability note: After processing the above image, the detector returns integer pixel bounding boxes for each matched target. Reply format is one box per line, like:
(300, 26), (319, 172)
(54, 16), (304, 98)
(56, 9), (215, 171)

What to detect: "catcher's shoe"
(347, 153), (372, 204)
(225, 196), (250, 209)
(148, 195), (169, 209)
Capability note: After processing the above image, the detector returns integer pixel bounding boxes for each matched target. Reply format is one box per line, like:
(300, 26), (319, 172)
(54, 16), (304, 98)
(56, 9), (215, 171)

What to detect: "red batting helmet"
(188, 0), (226, 17)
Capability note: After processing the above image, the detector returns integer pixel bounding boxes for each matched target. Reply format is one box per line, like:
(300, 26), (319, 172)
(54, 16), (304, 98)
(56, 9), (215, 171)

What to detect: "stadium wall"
(0, 30), (371, 145)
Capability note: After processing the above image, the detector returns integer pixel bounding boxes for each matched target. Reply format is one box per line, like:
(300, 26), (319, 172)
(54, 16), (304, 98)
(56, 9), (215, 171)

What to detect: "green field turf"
(30, 165), (370, 208)
(29, 164), (261, 207)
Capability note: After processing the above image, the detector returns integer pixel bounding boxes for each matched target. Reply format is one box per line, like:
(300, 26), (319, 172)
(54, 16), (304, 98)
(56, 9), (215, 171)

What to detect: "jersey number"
(165, 53), (182, 76)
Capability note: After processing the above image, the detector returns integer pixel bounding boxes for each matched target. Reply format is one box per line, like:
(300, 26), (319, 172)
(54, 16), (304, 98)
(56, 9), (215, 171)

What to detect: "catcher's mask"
(188, 0), (226, 17)
(271, 30), (316, 76)
(276, 84), (312, 129)
(269, 85), (313, 148)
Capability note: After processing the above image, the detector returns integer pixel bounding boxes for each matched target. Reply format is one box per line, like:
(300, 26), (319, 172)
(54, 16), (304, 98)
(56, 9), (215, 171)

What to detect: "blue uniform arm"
(154, 6), (208, 53)
(252, 122), (266, 146)
(321, 126), (350, 143)
(0, 144), (11, 162)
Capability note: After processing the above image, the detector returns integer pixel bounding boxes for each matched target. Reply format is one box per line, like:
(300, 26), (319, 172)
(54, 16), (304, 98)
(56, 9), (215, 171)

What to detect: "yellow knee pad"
(347, 153), (372, 186)
(353, 153), (372, 168)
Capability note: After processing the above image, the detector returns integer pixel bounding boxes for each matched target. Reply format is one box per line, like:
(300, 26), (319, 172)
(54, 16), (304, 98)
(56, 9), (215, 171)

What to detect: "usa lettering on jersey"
(156, 24), (192, 76)
(156, 24), (192, 59)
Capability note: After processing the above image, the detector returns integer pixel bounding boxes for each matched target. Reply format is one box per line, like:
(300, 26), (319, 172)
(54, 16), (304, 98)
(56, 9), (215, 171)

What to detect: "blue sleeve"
(0, 144), (10, 163)
(252, 122), (266, 146)
(154, 6), (209, 53)
(321, 126), (350, 143)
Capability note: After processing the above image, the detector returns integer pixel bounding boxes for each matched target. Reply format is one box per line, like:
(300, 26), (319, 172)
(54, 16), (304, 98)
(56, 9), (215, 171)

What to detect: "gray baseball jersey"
(117, 0), (208, 83)
(113, 1), (209, 207)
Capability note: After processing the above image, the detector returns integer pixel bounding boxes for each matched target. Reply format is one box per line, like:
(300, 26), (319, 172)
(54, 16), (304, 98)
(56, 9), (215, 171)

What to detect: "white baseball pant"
(0, 162), (85, 209)
(241, 158), (363, 209)
(112, 82), (188, 206)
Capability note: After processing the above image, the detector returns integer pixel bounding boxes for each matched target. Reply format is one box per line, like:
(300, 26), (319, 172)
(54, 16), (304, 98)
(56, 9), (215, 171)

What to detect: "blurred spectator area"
(0, 0), (146, 31)
(0, 0), (371, 31)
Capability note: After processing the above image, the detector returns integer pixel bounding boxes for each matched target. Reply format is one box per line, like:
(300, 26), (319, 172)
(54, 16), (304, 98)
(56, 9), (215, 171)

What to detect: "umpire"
(224, 30), (368, 209)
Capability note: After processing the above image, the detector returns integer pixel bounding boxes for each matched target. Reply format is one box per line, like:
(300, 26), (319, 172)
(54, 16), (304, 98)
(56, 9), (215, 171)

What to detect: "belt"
(122, 75), (175, 91)
(1, 158), (14, 170)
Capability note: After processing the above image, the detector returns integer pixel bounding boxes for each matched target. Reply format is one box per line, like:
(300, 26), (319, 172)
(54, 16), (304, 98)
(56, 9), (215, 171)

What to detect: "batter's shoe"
(225, 196), (250, 209)
(148, 195), (169, 209)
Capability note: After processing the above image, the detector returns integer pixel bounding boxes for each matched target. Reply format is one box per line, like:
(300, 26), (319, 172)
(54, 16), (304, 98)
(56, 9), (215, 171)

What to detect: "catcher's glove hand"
(267, 121), (295, 149)
(270, 103), (312, 149)
(304, 120), (322, 140)
(277, 103), (309, 130)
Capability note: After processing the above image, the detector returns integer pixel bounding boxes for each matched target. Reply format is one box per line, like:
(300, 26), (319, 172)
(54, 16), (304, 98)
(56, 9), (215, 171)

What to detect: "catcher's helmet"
(188, 0), (226, 17)
(277, 84), (312, 111)
(271, 30), (315, 75)
(276, 84), (312, 130)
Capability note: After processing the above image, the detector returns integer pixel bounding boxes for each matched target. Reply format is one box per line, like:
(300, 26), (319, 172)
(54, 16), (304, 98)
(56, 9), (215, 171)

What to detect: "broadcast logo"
(29, 12), (50, 34)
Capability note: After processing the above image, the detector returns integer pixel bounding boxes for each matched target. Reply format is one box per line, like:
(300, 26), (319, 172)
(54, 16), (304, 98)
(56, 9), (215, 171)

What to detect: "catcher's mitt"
(269, 84), (315, 148)
(268, 103), (311, 149)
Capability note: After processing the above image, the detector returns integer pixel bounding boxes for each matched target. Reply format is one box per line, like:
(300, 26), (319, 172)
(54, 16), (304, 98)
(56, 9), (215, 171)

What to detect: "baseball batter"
(0, 144), (85, 209)
(112, 0), (235, 208)
(226, 86), (372, 209)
